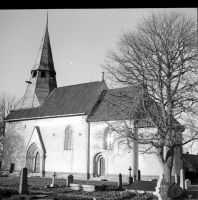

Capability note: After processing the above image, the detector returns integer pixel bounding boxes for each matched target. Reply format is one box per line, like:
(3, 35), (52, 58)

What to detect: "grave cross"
(128, 166), (133, 185)
(50, 172), (57, 187)
(128, 166), (132, 177)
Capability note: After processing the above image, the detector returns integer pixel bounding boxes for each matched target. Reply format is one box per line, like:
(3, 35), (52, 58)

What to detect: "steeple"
(15, 15), (57, 110)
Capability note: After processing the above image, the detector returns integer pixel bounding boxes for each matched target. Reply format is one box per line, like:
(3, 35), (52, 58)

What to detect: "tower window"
(41, 71), (46, 78)
(32, 71), (37, 78)
(50, 72), (54, 80)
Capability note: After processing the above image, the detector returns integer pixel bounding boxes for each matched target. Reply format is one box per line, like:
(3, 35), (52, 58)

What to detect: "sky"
(0, 8), (197, 99)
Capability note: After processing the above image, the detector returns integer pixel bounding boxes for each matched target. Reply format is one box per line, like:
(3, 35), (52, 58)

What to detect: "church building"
(3, 17), (183, 182)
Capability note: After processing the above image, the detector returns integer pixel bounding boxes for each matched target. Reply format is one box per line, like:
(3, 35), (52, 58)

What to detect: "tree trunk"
(162, 161), (173, 182)
(157, 148), (174, 182)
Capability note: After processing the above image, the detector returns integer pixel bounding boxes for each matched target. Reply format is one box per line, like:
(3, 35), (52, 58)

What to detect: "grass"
(1, 176), (198, 200)
(0, 176), (158, 200)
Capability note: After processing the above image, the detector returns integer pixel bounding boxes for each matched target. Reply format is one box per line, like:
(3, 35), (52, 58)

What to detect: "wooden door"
(34, 152), (40, 173)
(100, 157), (105, 176)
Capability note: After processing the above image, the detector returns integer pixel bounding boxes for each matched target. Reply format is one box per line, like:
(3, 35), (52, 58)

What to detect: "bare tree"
(102, 10), (198, 181)
(0, 92), (19, 154)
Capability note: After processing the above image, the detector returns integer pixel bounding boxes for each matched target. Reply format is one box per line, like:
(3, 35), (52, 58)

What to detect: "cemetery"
(2, 9), (198, 200)
(0, 167), (198, 200)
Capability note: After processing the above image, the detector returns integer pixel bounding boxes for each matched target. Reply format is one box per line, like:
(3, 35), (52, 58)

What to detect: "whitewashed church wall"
(90, 122), (163, 180)
(3, 115), (88, 175)
(138, 153), (163, 179)
(90, 122), (134, 176)
(137, 127), (163, 179)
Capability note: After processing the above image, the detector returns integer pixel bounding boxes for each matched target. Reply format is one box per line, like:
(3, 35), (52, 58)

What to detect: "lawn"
(0, 176), (158, 200)
(1, 176), (198, 200)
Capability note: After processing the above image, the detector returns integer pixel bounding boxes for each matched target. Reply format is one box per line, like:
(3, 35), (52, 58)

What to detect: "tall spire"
(14, 14), (57, 110)
(46, 10), (48, 29)
(31, 14), (56, 73)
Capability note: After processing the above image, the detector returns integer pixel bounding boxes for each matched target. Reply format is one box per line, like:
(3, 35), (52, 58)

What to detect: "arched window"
(32, 71), (37, 78)
(103, 127), (113, 150)
(41, 71), (46, 78)
(64, 126), (73, 150)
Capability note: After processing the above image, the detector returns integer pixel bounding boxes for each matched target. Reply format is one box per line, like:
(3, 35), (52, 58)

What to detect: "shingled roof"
(87, 85), (142, 122)
(87, 85), (183, 130)
(6, 81), (107, 121)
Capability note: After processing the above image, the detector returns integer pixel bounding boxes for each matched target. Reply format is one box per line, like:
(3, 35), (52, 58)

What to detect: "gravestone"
(118, 173), (122, 189)
(153, 173), (168, 200)
(19, 167), (28, 194)
(127, 180), (157, 192)
(137, 170), (141, 181)
(67, 175), (74, 186)
(168, 182), (183, 198)
(9, 163), (15, 173)
(128, 166), (133, 184)
(82, 185), (95, 192)
(180, 169), (185, 189)
(50, 172), (57, 187)
(185, 179), (191, 189)
(70, 183), (80, 190)
(175, 174), (179, 185)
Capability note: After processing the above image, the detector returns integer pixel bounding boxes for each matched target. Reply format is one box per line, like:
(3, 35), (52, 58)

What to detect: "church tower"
(15, 15), (57, 110)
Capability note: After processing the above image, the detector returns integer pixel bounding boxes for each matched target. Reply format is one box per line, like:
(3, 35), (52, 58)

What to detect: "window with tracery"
(64, 126), (73, 150)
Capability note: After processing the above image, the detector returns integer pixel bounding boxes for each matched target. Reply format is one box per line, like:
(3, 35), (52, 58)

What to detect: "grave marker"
(134, 174), (136, 181)
(128, 166), (133, 184)
(9, 163), (15, 173)
(185, 179), (191, 189)
(19, 167), (28, 194)
(180, 169), (185, 189)
(137, 170), (141, 181)
(70, 183), (80, 190)
(118, 173), (122, 189)
(50, 172), (57, 187)
(67, 174), (74, 186)
(82, 185), (95, 192)
(153, 173), (168, 200)
(175, 174), (179, 185)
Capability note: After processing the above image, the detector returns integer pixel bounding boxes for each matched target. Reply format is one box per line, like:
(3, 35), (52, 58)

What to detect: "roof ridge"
(56, 81), (102, 89)
(108, 84), (140, 91)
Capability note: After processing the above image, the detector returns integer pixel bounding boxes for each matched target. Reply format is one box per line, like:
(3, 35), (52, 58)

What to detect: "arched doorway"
(93, 153), (106, 177)
(26, 143), (40, 173)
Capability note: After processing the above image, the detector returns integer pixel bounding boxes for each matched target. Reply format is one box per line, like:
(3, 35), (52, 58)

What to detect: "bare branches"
(101, 10), (198, 171)
(0, 92), (19, 120)
(0, 92), (19, 155)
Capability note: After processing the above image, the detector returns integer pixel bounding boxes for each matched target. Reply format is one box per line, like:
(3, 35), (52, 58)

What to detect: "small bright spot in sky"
(62, 61), (64, 64)
(71, 62), (73, 65)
